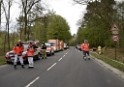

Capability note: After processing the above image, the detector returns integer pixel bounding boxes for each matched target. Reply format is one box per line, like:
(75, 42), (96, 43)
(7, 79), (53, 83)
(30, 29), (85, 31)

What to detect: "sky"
(42, 0), (87, 35)
(41, 0), (123, 35)
(3, 0), (123, 34)
(8, 0), (87, 35)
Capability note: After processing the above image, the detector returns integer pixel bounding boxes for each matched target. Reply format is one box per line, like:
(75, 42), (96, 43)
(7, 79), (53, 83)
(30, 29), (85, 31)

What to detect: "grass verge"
(91, 52), (124, 72)
(0, 56), (6, 65)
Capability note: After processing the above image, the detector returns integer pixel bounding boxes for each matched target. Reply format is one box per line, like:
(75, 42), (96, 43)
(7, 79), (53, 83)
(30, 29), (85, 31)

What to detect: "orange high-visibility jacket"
(13, 46), (16, 53)
(13, 46), (24, 55)
(81, 43), (89, 51)
(27, 47), (35, 57)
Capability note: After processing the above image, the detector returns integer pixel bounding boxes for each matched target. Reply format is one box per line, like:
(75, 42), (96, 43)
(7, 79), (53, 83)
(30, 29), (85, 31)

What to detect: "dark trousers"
(83, 50), (89, 57)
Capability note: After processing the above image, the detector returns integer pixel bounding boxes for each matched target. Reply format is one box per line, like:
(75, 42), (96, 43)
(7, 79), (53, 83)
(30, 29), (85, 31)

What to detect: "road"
(0, 47), (124, 87)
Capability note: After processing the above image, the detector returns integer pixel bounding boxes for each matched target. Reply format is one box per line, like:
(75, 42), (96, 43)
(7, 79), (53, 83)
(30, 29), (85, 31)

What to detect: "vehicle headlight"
(6, 52), (9, 57)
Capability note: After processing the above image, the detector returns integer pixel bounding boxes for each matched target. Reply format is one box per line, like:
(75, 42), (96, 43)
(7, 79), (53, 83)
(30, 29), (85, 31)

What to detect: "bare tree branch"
(0, 0), (3, 30)
(20, 0), (41, 41)
(73, 0), (101, 5)
(2, 0), (13, 50)
(73, 0), (93, 5)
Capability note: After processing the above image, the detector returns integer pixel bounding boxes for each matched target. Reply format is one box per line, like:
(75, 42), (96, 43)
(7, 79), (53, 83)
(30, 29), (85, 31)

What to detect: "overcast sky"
(7, 0), (124, 34)
(9, 0), (86, 35)
(42, 0), (87, 35)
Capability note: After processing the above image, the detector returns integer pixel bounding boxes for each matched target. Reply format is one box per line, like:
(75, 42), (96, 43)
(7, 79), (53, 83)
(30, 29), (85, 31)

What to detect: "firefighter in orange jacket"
(13, 42), (24, 69)
(27, 42), (35, 68)
(81, 40), (90, 60)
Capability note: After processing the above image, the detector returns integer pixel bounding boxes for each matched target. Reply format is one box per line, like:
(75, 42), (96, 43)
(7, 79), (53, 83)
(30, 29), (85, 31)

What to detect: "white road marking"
(25, 77), (39, 87)
(47, 63), (57, 71)
(79, 50), (81, 52)
(58, 57), (63, 61)
(66, 52), (69, 54)
(63, 55), (65, 57)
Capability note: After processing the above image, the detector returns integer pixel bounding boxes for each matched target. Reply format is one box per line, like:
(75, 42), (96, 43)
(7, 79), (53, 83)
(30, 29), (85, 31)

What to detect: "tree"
(47, 14), (71, 42)
(73, 0), (100, 5)
(17, 2), (46, 42)
(20, 0), (41, 41)
(76, 0), (116, 47)
(2, 0), (13, 51)
(116, 2), (124, 51)
(0, 0), (2, 30)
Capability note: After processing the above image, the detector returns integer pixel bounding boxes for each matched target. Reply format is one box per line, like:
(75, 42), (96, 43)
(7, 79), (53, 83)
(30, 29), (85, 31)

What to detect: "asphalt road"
(0, 47), (124, 87)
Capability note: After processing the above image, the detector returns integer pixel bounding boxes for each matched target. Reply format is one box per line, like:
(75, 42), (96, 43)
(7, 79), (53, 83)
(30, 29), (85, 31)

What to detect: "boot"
(45, 57), (47, 59)
(14, 65), (17, 69)
(21, 64), (25, 68)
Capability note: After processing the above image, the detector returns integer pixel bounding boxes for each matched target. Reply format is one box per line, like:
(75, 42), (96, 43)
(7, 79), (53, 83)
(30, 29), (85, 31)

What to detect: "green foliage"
(0, 56), (6, 65)
(91, 52), (124, 72)
(47, 14), (72, 42)
(77, 0), (117, 47)
(116, 2), (124, 52)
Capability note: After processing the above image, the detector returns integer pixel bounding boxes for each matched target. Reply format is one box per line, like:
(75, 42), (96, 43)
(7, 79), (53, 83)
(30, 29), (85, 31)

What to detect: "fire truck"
(48, 39), (60, 52)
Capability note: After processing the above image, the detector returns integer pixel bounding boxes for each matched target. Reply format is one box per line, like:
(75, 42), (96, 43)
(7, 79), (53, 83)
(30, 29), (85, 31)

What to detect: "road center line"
(25, 77), (39, 87)
(58, 57), (63, 61)
(63, 55), (65, 57)
(47, 63), (57, 71)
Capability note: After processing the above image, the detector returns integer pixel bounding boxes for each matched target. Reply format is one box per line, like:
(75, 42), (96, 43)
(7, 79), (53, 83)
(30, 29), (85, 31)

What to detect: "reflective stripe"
(81, 43), (89, 51)
(13, 46), (24, 55)
(27, 47), (34, 56)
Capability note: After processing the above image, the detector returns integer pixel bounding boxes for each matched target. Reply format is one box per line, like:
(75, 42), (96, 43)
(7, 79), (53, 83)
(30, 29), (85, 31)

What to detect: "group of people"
(12, 39), (89, 69)
(13, 40), (47, 69)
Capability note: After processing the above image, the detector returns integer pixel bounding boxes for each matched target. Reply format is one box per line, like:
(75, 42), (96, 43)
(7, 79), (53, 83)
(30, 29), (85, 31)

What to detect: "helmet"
(84, 39), (88, 43)
(18, 39), (21, 42)
(29, 42), (33, 46)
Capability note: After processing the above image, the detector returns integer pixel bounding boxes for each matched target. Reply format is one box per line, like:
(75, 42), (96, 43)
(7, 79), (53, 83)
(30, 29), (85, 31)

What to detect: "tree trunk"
(7, 21), (10, 50)
(0, 0), (2, 30)
(3, 32), (7, 52)
(24, 12), (27, 41)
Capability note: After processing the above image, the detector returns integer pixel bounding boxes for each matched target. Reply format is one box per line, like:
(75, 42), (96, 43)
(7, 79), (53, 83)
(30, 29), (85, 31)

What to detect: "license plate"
(11, 57), (15, 59)
(10, 55), (14, 57)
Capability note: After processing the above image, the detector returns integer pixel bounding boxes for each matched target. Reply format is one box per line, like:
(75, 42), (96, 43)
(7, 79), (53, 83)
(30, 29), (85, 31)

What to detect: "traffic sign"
(111, 23), (119, 35)
(111, 24), (119, 31)
(112, 35), (119, 42)
(112, 30), (119, 35)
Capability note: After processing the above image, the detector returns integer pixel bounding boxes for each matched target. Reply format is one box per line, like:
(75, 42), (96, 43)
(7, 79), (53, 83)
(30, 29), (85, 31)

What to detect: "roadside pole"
(54, 32), (58, 52)
(115, 42), (116, 60)
(111, 23), (119, 60)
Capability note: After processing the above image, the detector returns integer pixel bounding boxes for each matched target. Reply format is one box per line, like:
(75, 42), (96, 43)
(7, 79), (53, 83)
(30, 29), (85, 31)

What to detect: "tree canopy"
(76, 0), (124, 48)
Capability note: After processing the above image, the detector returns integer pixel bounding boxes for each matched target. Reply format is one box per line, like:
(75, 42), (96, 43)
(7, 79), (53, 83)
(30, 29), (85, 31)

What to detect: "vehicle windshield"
(23, 44), (29, 51)
(45, 43), (51, 47)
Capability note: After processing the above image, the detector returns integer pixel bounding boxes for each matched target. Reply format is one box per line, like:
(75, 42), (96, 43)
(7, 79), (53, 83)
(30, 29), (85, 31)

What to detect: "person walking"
(27, 42), (35, 68)
(13, 41), (25, 69)
(81, 40), (90, 60)
(41, 42), (47, 59)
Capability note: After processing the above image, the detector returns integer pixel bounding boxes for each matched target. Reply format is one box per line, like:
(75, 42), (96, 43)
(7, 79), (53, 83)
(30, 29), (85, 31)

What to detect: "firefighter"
(41, 41), (47, 59)
(27, 42), (35, 68)
(13, 41), (25, 69)
(81, 40), (90, 60)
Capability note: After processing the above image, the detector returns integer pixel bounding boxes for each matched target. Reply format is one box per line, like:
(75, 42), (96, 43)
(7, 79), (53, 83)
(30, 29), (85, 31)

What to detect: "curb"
(91, 55), (124, 80)
(0, 64), (8, 69)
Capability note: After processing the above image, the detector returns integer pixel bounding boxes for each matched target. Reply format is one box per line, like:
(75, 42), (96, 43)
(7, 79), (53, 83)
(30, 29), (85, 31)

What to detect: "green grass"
(91, 52), (124, 72)
(0, 56), (6, 65)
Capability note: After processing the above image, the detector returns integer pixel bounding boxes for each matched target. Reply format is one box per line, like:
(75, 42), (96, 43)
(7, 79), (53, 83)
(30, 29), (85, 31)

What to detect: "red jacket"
(81, 43), (89, 51)
(27, 47), (34, 56)
(13, 46), (24, 55)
